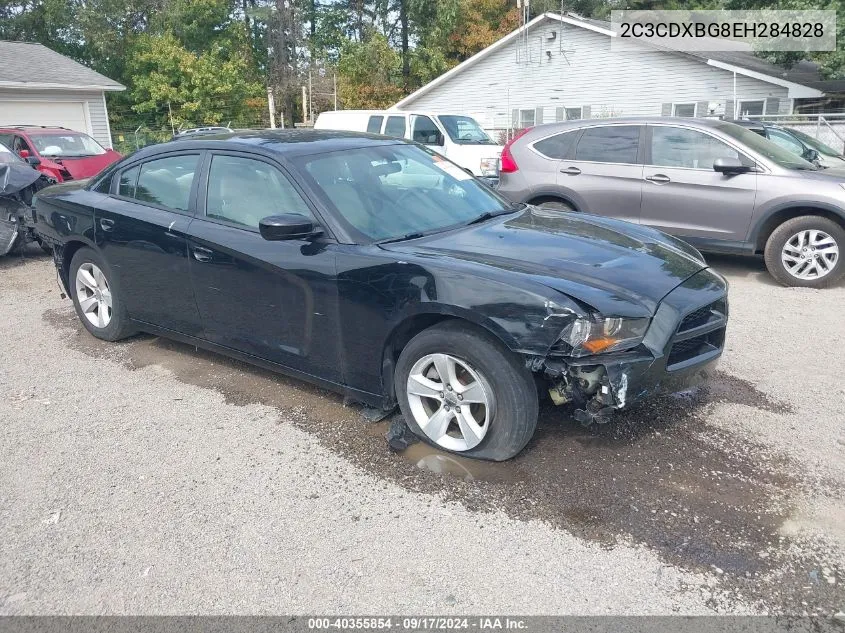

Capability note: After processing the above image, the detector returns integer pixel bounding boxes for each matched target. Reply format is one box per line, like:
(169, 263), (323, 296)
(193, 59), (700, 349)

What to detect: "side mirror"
(18, 149), (30, 159)
(803, 148), (820, 163)
(433, 132), (445, 147)
(713, 157), (752, 174)
(259, 214), (318, 241)
(25, 155), (41, 167)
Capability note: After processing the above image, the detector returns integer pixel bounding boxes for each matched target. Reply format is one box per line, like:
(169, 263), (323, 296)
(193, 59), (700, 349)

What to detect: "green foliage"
(126, 26), (263, 129)
(722, 0), (845, 79)
(337, 34), (404, 107)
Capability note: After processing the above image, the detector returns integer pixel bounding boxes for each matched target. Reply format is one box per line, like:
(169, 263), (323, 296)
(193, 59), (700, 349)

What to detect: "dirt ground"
(1, 247), (843, 615)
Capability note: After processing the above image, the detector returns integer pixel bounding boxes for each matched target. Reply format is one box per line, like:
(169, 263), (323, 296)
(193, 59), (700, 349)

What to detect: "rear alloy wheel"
(76, 262), (113, 329)
(764, 216), (845, 288)
(395, 321), (538, 461)
(69, 247), (136, 341)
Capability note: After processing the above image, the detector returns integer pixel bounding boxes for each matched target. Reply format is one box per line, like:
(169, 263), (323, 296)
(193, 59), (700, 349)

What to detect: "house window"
(673, 103), (696, 118)
(519, 109), (535, 128)
(565, 107), (583, 121)
(739, 100), (765, 117)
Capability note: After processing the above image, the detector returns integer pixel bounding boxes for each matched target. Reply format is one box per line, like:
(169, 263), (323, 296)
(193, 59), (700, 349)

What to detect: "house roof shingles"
(0, 41), (124, 91)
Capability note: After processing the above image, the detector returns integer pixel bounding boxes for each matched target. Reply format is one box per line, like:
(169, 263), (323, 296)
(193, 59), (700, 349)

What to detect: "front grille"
(667, 297), (728, 370)
(678, 297), (727, 332)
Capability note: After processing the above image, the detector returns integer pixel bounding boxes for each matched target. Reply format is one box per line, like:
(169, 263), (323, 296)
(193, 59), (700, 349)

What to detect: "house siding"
(0, 88), (113, 147)
(398, 19), (789, 131)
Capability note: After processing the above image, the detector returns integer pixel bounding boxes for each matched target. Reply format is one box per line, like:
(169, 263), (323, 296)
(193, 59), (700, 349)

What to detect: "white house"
(0, 41), (125, 148)
(392, 12), (845, 138)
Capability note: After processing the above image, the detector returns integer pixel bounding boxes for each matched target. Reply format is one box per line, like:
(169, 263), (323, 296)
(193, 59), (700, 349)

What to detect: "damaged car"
(0, 142), (53, 256)
(33, 130), (728, 460)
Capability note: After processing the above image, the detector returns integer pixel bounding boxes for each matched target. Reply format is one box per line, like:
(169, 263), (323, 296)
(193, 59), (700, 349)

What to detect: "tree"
(723, 0), (845, 79)
(0, 0), (85, 59)
(125, 27), (263, 131)
(337, 34), (404, 107)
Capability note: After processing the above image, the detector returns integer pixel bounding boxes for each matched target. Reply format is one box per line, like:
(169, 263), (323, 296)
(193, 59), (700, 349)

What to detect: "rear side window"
(384, 116), (406, 138)
(575, 126), (640, 164)
(366, 116), (384, 134)
(121, 155), (199, 212)
(533, 131), (577, 159)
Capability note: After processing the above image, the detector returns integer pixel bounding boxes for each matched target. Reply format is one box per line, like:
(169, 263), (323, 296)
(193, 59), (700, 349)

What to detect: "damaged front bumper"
(535, 269), (728, 424)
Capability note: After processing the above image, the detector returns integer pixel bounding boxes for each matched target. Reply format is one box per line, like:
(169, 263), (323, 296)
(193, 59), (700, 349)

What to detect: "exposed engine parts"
(540, 359), (627, 427)
(0, 162), (53, 257)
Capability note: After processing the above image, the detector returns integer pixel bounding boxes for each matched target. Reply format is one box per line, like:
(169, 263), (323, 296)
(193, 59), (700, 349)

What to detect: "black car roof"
(135, 129), (404, 161)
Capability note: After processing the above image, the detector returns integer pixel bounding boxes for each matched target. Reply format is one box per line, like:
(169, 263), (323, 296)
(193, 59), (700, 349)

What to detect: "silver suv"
(497, 118), (845, 288)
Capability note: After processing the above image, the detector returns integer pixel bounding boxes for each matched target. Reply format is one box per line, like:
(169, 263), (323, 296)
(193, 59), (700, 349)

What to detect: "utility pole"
(167, 101), (175, 135)
(302, 85), (308, 125)
(334, 74), (338, 111)
(267, 87), (276, 129)
(309, 70), (313, 124)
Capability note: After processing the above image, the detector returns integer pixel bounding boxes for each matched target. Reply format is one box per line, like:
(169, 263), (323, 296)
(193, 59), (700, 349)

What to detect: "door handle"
(560, 166), (581, 175)
(645, 174), (671, 184)
(192, 246), (213, 263)
(99, 218), (115, 231)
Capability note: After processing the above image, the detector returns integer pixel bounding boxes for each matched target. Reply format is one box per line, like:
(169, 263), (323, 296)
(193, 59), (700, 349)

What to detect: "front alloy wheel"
(406, 353), (494, 452)
(394, 321), (539, 461)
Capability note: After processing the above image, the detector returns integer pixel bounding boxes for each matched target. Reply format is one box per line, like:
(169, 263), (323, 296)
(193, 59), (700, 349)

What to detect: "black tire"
(763, 216), (845, 288)
(394, 320), (539, 461)
(69, 247), (136, 341)
(535, 199), (576, 212)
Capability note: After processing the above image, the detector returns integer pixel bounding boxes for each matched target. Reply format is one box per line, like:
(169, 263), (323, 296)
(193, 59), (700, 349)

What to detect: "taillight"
(499, 127), (532, 173)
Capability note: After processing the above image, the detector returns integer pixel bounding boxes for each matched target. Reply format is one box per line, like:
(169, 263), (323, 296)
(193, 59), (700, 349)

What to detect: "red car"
(0, 126), (122, 182)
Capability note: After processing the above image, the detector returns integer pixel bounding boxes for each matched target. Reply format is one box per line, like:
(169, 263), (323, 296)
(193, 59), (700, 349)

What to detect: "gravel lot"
(0, 247), (843, 615)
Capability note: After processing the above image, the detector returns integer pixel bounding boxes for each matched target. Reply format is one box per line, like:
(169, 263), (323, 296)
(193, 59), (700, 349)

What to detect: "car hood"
(48, 150), (122, 180)
(382, 208), (708, 317)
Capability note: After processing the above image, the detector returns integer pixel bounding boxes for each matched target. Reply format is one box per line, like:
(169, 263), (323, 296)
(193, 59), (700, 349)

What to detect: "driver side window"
(205, 155), (313, 229)
(651, 126), (752, 169)
(411, 116), (442, 145)
(767, 129), (804, 156)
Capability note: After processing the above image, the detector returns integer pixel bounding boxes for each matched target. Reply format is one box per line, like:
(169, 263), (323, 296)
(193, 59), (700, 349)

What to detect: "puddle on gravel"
(44, 307), (844, 613)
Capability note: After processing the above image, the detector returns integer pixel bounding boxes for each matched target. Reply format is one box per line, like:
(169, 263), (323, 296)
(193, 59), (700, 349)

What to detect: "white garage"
(0, 42), (124, 148)
(0, 100), (90, 133)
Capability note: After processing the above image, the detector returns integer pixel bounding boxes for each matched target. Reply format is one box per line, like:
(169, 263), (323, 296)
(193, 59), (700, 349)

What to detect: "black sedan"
(34, 130), (728, 461)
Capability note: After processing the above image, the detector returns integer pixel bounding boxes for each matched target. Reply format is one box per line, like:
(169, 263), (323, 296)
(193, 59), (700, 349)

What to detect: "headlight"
(480, 157), (499, 177)
(559, 316), (650, 357)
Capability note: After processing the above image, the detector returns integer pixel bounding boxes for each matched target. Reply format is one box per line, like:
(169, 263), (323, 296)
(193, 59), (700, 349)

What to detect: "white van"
(313, 110), (502, 182)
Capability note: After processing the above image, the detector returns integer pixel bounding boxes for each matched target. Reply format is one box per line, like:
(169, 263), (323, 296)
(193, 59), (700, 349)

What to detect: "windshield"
(437, 115), (496, 145)
(782, 127), (842, 157)
(29, 133), (106, 158)
(716, 122), (817, 170)
(300, 143), (515, 242)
